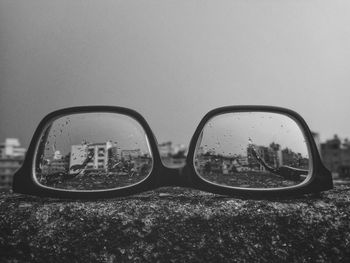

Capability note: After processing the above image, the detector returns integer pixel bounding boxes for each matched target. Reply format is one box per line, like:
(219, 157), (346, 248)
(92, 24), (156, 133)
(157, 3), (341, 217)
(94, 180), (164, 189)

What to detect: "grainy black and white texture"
(1, 185), (349, 262)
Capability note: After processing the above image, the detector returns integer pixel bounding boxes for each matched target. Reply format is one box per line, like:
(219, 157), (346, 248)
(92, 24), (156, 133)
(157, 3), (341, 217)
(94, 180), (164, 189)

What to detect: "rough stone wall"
(1, 186), (350, 262)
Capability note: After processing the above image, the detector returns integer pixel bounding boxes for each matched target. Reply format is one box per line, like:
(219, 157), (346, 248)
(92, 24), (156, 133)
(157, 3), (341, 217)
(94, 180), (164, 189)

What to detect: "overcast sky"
(0, 0), (349, 148)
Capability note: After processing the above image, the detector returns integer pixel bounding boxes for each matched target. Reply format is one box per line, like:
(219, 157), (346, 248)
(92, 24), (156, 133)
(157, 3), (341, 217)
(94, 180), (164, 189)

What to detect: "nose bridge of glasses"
(157, 166), (189, 187)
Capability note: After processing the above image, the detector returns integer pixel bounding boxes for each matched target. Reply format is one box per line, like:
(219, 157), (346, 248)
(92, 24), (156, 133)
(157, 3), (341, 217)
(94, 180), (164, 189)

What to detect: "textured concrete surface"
(1, 186), (350, 262)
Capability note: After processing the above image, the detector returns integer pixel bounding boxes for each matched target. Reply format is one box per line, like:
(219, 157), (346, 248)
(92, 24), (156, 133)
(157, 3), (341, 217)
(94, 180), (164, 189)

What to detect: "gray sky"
(200, 112), (309, 157)
(1, 0), (349, 148)
(43, 112), (152, 157)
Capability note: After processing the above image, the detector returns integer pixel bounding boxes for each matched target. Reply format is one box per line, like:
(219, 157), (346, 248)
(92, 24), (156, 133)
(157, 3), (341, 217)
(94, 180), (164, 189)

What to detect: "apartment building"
(0, 138), (26, 190)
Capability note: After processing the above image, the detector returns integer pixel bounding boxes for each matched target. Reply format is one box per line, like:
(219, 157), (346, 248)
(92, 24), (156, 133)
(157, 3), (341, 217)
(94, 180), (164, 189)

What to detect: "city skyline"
(0, 132), (349, 154)
(1, 133), (350, 190)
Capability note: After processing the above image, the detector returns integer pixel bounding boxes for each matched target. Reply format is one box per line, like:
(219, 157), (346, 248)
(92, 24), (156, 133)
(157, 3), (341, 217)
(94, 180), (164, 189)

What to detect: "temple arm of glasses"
(250, 147), (308, 182)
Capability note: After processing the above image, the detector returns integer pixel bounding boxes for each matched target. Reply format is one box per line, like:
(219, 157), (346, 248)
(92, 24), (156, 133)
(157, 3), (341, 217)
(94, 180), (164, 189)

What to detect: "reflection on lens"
(194, 112), (311, 189)
(35, 113), (153, 190)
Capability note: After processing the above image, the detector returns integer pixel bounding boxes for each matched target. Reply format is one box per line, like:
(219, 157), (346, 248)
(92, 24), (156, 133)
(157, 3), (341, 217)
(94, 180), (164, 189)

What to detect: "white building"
(0, 138), (26, 189)
(70, 144), (88, 172)
(86, 143), (109, 170)
(69, 141), (118, 173)
(0, 138), (26, 159)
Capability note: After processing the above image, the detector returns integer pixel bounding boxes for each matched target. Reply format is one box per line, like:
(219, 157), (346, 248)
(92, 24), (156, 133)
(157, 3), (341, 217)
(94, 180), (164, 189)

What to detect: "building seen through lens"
(36, 140), (153, 190)
(41, 140), (152, 177)
(195, 142), (309, 176)
(1, 132), (350, 190)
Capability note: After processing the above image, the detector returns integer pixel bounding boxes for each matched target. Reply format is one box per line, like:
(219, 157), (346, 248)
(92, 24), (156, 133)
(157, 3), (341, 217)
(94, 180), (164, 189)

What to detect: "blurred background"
(0, 0), (349, 188)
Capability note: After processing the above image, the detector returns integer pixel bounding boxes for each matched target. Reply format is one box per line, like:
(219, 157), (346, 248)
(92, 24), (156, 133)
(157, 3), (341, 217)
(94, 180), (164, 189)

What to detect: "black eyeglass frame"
(13, 105), (333, 199)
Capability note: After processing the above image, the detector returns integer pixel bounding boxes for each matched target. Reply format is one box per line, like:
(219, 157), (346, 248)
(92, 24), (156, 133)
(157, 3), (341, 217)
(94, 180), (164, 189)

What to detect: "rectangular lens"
(34, 112), (153, 191)
(194, 112), (311, 189)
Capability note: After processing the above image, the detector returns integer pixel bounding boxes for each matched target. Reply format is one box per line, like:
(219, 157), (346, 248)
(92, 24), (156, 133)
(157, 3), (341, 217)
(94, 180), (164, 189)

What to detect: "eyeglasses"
(13, 105), (333, 199)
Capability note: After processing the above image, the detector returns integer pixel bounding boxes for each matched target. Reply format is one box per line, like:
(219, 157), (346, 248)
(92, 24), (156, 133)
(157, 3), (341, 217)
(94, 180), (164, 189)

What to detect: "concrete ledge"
(1, 186), (350, 262)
